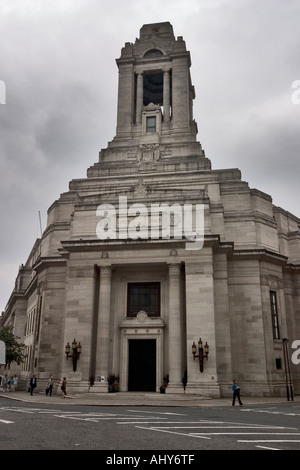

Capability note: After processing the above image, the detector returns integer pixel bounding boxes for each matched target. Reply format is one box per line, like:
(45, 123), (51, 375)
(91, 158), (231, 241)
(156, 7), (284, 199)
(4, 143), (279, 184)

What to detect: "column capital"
(100, 266), (112, 279)
(168, 263), (181, 277)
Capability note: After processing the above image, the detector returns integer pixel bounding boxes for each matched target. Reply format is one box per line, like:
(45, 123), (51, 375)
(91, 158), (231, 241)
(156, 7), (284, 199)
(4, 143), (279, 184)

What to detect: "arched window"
(144, 49), (163, 58)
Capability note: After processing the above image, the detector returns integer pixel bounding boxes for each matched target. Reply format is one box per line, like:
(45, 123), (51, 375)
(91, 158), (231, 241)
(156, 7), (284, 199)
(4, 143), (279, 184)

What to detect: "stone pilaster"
(167, 263), (183, 392)
(185, 252), (220, 397)
(163, 69), (170, 122)
(95, 266), (112, 389)
(136, 73), (143, 124)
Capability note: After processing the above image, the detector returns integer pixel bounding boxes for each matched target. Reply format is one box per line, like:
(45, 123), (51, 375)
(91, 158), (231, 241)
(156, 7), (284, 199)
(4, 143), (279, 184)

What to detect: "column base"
(184, 381), (221, 398)
(165, 382), (185, 394)
(88, 382), (108, 393)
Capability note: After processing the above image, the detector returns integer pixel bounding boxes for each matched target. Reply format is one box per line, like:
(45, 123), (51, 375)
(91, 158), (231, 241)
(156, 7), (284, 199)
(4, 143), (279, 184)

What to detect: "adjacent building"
(1, 22), (300, 397)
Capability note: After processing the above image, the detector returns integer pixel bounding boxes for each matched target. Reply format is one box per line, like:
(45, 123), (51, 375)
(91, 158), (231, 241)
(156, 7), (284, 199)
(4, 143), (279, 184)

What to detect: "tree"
(0, 326), (26, 368)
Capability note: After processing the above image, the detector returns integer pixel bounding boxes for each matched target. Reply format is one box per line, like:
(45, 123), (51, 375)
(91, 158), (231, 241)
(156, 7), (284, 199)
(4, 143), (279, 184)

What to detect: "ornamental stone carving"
(137, 144), (160, 164)
(136, 310), (148, 322)
(133, 178), (147, 196)
(168, 264), (181, 277)
(100, 266), (112, 279)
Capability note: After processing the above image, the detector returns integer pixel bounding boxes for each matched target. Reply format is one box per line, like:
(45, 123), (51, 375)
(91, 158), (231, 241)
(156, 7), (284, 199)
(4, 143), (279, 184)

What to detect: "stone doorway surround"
(119, 311), (165, 391)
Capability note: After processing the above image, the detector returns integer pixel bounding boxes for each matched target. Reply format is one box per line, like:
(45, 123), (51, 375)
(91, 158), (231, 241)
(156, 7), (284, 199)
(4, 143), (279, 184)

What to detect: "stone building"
(1, 22), (300, 397)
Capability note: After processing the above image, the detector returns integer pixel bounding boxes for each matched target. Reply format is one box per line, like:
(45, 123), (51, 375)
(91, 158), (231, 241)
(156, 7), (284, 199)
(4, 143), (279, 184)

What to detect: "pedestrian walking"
(61, 377), (67, 398)
(12, 375), (18, 392)
(8, 376), (13, 391)
(232, 379), (243, 406)
(29, 375), (37, 395)
(2, 374), (8, 392)
(45, 376), (54, 396)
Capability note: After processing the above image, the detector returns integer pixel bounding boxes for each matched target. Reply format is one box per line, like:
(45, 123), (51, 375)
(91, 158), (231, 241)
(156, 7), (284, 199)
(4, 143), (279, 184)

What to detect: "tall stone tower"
(87, 21), (211, 178)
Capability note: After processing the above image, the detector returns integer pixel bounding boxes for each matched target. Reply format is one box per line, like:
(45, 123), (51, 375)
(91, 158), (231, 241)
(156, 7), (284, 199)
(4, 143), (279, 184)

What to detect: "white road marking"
(256, 446), (280, 450)
(127, 410), (185, 416)
(135, 425), (211, 439)
(190, 432), (300, 436)
(1, 408), (34, 414)
(242, 408), (300, 417)
(238, 440), (300, 443)
(141, 425), (289, 429)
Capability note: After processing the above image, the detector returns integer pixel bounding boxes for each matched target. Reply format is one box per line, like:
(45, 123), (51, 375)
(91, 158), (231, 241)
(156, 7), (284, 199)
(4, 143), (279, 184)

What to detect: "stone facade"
(1, 22), (300, 397)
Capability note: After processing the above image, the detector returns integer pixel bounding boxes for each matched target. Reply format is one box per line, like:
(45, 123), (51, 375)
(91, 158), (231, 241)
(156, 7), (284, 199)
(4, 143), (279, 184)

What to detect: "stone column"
(96, 266), (112, 387)
(185, 252), (220, 397)
(167, 263), (182, 391)
(171, 57), (190, 132)
(116, 62), (135, 137)
(163, 69), (171, 122)
(136, 72), (143, 124)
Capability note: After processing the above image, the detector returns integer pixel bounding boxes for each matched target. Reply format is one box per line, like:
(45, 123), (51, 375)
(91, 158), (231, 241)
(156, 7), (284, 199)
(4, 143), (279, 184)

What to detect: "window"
(127, 282), (160, 317)
(270, 291), (280, 339)
(143, 71), (164, 106)
(146, 116), (156, 133)
(144, 49), (163, 58)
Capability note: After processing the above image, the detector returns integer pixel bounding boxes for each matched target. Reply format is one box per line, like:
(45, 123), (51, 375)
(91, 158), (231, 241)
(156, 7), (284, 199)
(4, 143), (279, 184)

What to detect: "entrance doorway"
(128, 339), (156, 391)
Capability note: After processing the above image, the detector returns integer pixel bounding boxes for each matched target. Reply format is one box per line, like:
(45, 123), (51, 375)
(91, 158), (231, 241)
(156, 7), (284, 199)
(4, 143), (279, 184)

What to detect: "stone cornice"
(59, 235), (224, 254)
(1, 291), (27, 322)
(230, 248), (288, 266)
(33, 256), (67, 272)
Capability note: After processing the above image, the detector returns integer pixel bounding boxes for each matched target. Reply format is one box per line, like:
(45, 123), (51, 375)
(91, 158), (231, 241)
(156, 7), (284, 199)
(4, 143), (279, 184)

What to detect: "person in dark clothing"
(29, 375), (37, 395)
(232, 379), (243, 406)
(61, 377), (67, 398)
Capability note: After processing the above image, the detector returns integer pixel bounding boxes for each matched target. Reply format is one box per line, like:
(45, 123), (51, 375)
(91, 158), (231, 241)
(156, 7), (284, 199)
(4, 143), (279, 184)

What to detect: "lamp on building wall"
(65, 339), (82, 372)
(282, 337), (294, 401)
(192, 338), (209, 373)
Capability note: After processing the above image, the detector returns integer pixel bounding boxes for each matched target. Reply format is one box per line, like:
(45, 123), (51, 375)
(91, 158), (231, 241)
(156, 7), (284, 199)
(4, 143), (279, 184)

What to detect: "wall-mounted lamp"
(65, 339), (82, 372)
(192, 338), (209, 373)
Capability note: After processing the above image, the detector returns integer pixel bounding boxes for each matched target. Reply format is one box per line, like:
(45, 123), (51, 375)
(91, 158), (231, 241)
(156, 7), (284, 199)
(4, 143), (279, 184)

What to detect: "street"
(1, 397), (300, 452)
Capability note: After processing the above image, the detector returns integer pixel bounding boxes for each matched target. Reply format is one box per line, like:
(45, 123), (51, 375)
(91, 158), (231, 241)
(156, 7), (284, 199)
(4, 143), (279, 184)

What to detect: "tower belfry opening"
(142, 70), (172, 117)
(143, 71), (163, 107)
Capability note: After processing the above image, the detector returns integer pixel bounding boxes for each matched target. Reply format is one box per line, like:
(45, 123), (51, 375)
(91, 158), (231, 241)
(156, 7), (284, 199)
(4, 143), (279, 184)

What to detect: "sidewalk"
(1, 390), (299, 407)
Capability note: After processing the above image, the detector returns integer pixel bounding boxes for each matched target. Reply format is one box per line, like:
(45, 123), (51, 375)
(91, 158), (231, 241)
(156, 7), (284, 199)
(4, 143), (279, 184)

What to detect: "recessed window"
(143, 71), (164, 106)
(275, 358), (282, 370)
(144, 49), (163, 58)
(127, 282), (160, 317)
(270, 291), (280, 340)
(146, 116), (156, 133)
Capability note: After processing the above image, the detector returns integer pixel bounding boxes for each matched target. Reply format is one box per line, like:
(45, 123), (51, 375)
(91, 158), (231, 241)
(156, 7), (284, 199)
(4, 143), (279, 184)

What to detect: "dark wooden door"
(128, 339), (156, 391)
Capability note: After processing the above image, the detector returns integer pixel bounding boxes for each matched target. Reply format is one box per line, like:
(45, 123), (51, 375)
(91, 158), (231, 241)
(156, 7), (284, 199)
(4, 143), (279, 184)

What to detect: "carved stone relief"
(137, 144), (160, 164)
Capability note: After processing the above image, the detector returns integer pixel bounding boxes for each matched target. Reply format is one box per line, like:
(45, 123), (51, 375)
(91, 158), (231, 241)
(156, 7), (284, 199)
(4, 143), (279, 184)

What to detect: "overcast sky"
(1, 0), (300, 312)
